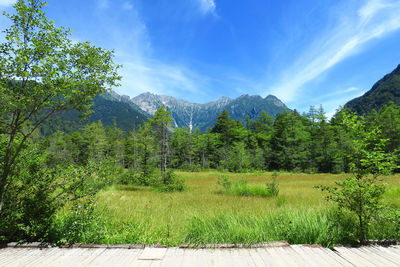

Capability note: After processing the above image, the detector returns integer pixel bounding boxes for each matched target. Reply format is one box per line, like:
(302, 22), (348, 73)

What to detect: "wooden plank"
(371, 246), (400, 263)
(8, 248), (59, 267)
(39, 248), (95, 267)
(3, 248), (39, 267)
(358, 247), (398, 267)
(385, 246), (400, 260)
(334, 247), (375, 267)
(90, 248), (141, 267)
(316, 247), (354, 267)
(248, 248), (268, 267)
(0, 248), (32, 266)
(160, 247), (184, 267)
(290, 245), (326, 267)
(230, 249), (254, 267)
(5, 248), (57, 267)
(203, 248), (221, 267)
(237, 249), (257, 267)
(278, 246), (311, 267)
(346, 247), (387, 266)
(255, 247), (277, 267)
(138, 247), (167, 260)
(180, 249), (201, 267)
(114, 248), (142, 267)
(214, 249), (235, 267)
(1, 245), (400, 266)
(262, 247), (293, 267)
(309, 247), (351, 267)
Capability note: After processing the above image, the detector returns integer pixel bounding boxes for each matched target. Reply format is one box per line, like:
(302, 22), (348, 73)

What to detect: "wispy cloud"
(122, 2), (133, 11)
(103, 3), (209, 102)
(269, 0), (400, 103)
(0, 0), (16, 7)
(198, 0), (216, 15)
(119, 57), (209, 99)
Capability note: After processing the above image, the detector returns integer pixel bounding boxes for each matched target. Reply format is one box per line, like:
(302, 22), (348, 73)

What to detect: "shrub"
(156, 170), (186, 192)
(53, 199), (105, 245)
(0, 141), (58, 243)
(217, 176), (272, 198)
(266, 172), (279, 197)
(217, 174), (233, 190)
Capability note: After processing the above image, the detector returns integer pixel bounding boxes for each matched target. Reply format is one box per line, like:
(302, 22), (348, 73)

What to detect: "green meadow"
(65, 171), (400, 247)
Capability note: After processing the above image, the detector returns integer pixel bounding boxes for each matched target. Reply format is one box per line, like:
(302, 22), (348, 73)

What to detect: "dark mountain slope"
(345, 64), (400, 115)
(39, 93), (149, 135)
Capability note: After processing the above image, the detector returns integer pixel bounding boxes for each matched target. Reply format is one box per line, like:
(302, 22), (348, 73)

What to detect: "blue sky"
(1, 0), (400, 116)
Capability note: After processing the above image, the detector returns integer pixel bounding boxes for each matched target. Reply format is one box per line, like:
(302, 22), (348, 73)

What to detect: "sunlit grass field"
(89, 171), (400, 246)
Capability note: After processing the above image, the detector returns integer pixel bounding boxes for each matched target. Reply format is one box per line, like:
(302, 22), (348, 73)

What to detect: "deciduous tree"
(0, 0), (121, 211)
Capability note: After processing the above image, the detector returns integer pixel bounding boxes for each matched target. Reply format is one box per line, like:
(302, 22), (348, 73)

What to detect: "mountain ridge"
(345, 64), (400, 114)
(116, 91), (288, 131)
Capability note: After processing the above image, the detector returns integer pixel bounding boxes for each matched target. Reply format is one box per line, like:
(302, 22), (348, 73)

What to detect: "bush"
(156, 170), (186, 192)
(0, 141), (58, 243)
(266, 172), (280, 197)
(54, 199), (105, 245)
(217, 175), (232, 190)
(0, 138), (112, 244)
(217, 176), (273, 198)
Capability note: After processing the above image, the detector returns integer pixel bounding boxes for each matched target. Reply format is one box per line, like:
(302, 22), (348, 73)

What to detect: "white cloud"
(198, 0), (216, 15)
(122, 2), (133, 11)
(0, 0), (16, 7)
(119, 58), (207, 98)
(269, 0), (400, 103)
(101, 3), (208, 101)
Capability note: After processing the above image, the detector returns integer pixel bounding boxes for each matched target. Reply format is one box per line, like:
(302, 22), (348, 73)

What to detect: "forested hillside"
(45, 104), (400, 174)
(345, 64), (400, 114)
(39, 93), (149, 135)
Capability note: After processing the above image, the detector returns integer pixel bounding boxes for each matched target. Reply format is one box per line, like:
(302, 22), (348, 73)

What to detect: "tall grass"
(217, 175), (274, 197)
(184, 209), (340, 247)
(55, 171), (400, 246)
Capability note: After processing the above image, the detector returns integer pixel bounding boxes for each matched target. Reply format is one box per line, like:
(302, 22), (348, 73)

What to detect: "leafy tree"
(0, 0), (121, 212)
(169, 127), (192, 169)
(150, 106), (172, 179)
(317, 112), (397, 242)
(271, 110), (310, 171)
(136, 123), (155, 182)
(306, 106), (336, 172)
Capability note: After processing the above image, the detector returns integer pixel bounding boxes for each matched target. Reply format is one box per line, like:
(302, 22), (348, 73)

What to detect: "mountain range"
(39, 63), (400, 135)
(345, 64), (400, 114)
(129, 92), (286, 131)
(39, 91), (287, 134)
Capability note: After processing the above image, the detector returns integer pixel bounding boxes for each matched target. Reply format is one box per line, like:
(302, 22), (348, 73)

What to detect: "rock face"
(345, 64), (400, 115)
(119, 92), (288, 131)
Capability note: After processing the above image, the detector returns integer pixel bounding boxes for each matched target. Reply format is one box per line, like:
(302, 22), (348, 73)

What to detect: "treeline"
(45, 102), (400, 175)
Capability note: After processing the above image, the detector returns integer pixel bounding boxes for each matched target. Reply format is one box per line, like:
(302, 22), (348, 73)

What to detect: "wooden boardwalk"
(0, 244), (399, 266)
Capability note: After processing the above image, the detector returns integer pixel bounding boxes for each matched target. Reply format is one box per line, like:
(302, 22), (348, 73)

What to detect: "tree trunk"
(202, 146), (205, 169)
(132, 134), (136, 174)
(161, 124), (167, 180)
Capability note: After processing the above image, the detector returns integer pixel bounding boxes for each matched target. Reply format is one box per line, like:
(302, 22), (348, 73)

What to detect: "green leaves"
(0, 0), (120, 223)
(316, 110), (397, 243)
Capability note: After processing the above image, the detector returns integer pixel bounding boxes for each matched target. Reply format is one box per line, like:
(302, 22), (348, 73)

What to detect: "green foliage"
(53, 199), (104, 245)
(316, 111), (397, 243)
(217, 176), (273, 198)
(0, 137), (112, 243)
(346, 64), (400, 115)
(217, 174), (233, 190)
(183, 210), (345, 247)
(155, 170), (186, 192)
(267, 172), (280, 197)
(0, 0), (121, 216)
